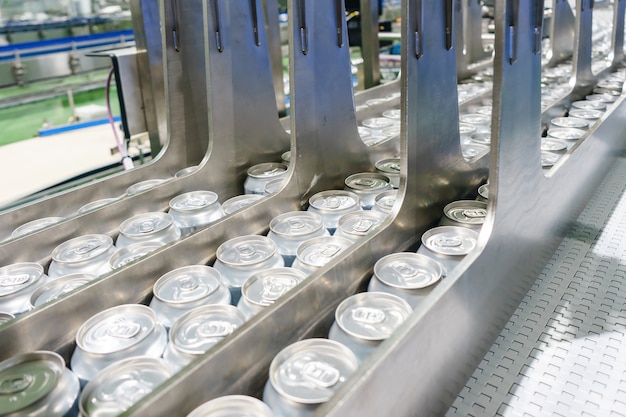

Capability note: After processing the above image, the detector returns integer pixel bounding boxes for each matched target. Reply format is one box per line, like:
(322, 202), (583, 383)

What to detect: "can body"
(116, 212), (181, 248)
(307, 190), (362, 234)
(267, 211), (329, 266)
(150, 265), (231, 329)
(0, 262), (49, 315)
(213, 235), (284, 304)
(0, 351), (80, 417)
(291, 236), (354, 275)
(244, 163), (289, 195)
(48, 234), (116, 278)
(70, 304), (167, 383)
(168, 191), (225, 235)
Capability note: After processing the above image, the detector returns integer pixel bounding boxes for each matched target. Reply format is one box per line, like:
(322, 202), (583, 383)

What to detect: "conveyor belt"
(447, 152), (626, 417)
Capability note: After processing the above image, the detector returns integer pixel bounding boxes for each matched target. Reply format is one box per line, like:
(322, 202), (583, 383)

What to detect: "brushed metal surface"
(263, 0), (288, 116)
(361, 0), (382, 88)
(547, 0), (576, 65)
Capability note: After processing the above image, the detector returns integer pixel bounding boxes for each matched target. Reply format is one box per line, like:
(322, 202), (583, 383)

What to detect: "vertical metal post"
(360, 0), (381, 88)
(610, 0), (626, 66)
(263, 0), (288, 116)
(547, 0), (576, 66)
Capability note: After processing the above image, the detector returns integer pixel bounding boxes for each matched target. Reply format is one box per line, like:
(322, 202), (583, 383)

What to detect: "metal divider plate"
(447, 153), (626, 417)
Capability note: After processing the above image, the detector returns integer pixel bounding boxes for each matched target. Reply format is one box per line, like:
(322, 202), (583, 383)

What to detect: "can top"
(443, 200), (487, 225)
(11, 217), (66, 239)
(586, 93), (617, 103)
(546, 127), (586, 140)
(169, 305), (245, 355)
(550, 116), (589, 129)
(344, 173), (391, 192)
(268, 338), (359, 404)
(51, 234), (114, 265)
(175, 165), (200, 178)
(0, 351), (65, 415)
(242, 268), (307, 307)
(335, 292), (412, 341)
(570, 100), (606, 110)
(361, 117), (394, 129)
(247, 162), (288, 179)
(77, 198), (119, 214)
(382, 109), (401, 120)
(31, 273), (96, 308)
(264, 178), (285, 195)
(153, 265), (223, 305)
(0, 262), (44, 298)
(222, 194), (264, 215)
(541, 138), (568, 152)
(421, 226), (479, 256)
(541, 151), (561, 168)
(76, 304), (158, 355)
(596, 79), (623, 90)
(375, 158), (401, 175)
(374, 252), (443, 289)
(296, 236), (353, 268)
(109, 242), (163, 270)
(126, 178), (169, 195)
(0, 312), (15, 324)
(186, 395), (274, 417)
(470, 132), (491, 145)
(80, 357), (172, 417)
(461, 143), (489, 160)
(568, 108), (602, 120)
(475, 105), (492, 115)
(269, 211), (325, 238)
(216, 235), (278, 267)
(458, 123), (477, 135)
(337, 211), (388, 237)
(374, 190), (398, 213)
(308, 190), (360, 213)
(459, 113), (491, 126)
(357, 126), (372, 139)
(478, 183), (489, 200)
(169, 191), (219, 213)
(119, 212), (175, 238)
(281, 150), (291, 164)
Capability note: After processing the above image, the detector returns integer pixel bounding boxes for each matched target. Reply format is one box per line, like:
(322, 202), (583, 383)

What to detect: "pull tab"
(288, 218), (306, 230)
(354, 178), (376, 187)
(353, 219), (374, 233)
(325, 197), (341, 209)
(302, 361), (340, 387)
(262, 276), (298, 301)
(389, 162), (401, 172)
(213, 0), (224, 52)
(176, 275), (199, 291)
(445, 0), (453, 50)
(198, 320), (234, 338)
(75, 241), (102, 256)
(319, 244), (341, 258)
(251, 0), (261, 46)
(236, 243), (257, 258)
(463, 208), (487, 219)
(170, 0), (180, 52)
(298, 0), (309, 55)
(352, 307), (386, 324)
(0, 274), (30, 287)
(435, 237), (463, 248)
(414, 0), (424, 58)
(114, 379), (153, 406)
(139, 221), (156, 233)
(188, 196), (209, 207)
(107, 320), (141, 339)
(0, 374), (34, 395)
(391, 262), (418, 278)
(507, 0), (520, 63)
(335, 0), (344, 47)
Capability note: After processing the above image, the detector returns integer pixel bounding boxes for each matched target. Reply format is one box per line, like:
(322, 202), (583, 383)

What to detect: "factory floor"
(0, 124), (122, 208)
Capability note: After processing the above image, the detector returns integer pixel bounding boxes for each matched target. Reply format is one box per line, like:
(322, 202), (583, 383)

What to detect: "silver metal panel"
(547, 0), (576, 65)
(318, 0), (626, 416)
(263, 0), (288, 116)
(572, 0), (595, 88)
(610, 0), (626, 65)
(361, 0), (381, 88)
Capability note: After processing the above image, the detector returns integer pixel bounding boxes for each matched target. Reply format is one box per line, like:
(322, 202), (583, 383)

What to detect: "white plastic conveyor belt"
(448, 152), (626, 417)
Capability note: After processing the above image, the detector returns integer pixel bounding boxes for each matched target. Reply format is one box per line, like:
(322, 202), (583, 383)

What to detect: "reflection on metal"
(610, 0), (626, 65)
(572, 0), (595, 87)
(547, 0), (576, 65)
(262, 0), (288, 116)
(361, 0), (381, 88)
(455, 0), (494, 78)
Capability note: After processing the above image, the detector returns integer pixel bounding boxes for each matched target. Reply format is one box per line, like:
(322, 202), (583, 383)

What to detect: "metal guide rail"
(0, 0), (624, 416)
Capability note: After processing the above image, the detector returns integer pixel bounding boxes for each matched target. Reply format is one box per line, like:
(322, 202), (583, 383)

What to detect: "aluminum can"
(477, 183), (489, 201)
(375, 158), (400, 188)
(550, 116), (589, 130)
(281, 151), (291, 165)
(381, 108), (401, 125)
(371, 190), (398, 216)
(291, 236), (353, 276)
(469, 132), (491, 146)
(586, 93), (618, 103)
(568, 108), (602, 121)
(163, 304), (245, 372)
(264, 178), (286, 196)
(458, 123), (477, 137)
(187, 395), (275, 417)
(30, 273), (96, 308)
(344, 173), (393, 210)
(48, 234), (116, 279)
(0, 311), (15, 324)
(361, 116), (394, 130)
(70, 304), (167, 383)
(541, 151), (561, 168)
(267, 211), (329, 266)
(237, 268), (308, 320)
(459, 113), (491, 133)
(77, 197), (119, 214)
(546, 127), (586, 141)
(0, 351), (80, 417)
(417, 226), (479, 277)
(328, 292), (411, 362)
(175, 165), (200, 178)
(334, 211), (388, 242)
(109, 241), (164, 270)
(307, 190), (362, 234)
(116, 212), (181, 248)
(244, 163), (289, 195)
(461, 143), (489, 161)
(79, 356), (172, 417)
(441, 200), (487, 230)
(367, 253), (443, 308)
(541, 138), (568, 153)
(570, 100), (606, 111)
(150, 265), (231, 329)
(0, 262), (49, 315)
(168, 190), (225, 235)
(125, 178), (170, 196)
(11, 217), (66, 239)
(262, 338), (359, 417)
(222, 194), (265, 215)
(213, 235), (284, 304)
